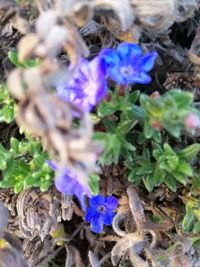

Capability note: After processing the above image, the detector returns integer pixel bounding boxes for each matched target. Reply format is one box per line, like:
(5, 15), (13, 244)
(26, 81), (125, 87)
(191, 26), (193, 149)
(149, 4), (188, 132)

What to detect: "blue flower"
(100, 42), (157, 85)
(56, 57), (107, 115)
(85, 195), (118, 233)
(47, 160), (91, 211)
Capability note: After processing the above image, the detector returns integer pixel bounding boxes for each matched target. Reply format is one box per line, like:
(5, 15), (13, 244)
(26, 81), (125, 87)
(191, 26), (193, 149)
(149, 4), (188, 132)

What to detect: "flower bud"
(185, 113), (200, 129)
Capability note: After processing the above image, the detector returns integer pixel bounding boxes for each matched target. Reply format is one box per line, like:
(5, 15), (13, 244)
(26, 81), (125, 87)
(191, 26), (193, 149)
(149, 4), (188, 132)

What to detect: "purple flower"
(47, 160), (91, 211)
(100, 42), (157, 85)
(85, 195), (118, 233)
(56, 57), (107, 115)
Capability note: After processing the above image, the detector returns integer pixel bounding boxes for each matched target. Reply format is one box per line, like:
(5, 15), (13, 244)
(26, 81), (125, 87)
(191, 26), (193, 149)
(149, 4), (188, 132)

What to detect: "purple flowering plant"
(3, 6), (200, 265)
(51, 42), (158, 222)
(85, 195), (118, 233)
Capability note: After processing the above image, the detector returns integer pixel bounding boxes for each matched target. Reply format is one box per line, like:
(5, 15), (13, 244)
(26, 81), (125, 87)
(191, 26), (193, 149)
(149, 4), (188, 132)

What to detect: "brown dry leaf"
(0, 247), (28, 267)
(176, 0), (198, 22)
(65, 245), (85, 267)
(17, 34), (39, 61)
(127, 186), (146, 238)
(131, 0), (176, 31)
(23, 236), (55, 267)
(117, 25), (141, 43)
(88, 250), (101, 267)
(0, 202), (8, 230)
(55, 0), (92, 27)
(0, 0), (15, 9)
(93, 0), (134, 31)
(16, 188), (60, 240)
(112, 210), (130, 237)
(111, 232), (147, 266)
(11, 14), (29, 34)
(189, 27), (200, 65)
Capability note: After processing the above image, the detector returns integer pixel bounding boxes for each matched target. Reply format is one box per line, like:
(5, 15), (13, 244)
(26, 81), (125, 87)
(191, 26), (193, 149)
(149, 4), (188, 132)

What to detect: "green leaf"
(128, 169), (143, 185)
(153, 167), (166, 185)
(8, 51), (39, 68)
(193, 220), (200, 233)
(14, 182), (23, 193)
(97, 100), (119, 117)
(10, 138), (19, 154)
(192, 174), (200, 190)
(0, 103), (15, 123)
(164, 175), (177, 192)
(94, 133), (121, 165)
(3, 158), (15, 178)
(0, 144), (9, 170)
(40, 179), (51, 191)
(24, 174), (39, 187)
(176, 160), (193, 176)
(178, 144), (200, 162)
(89, 174), (100, 195)
(31, 155), (45, 168)
(143, 121), (154, 139)
(132, 104), (145, 122)
(128, 90), (140, 104)
(169, 90), (193, 109)
(182, 207), (195, 232)
(135, 162), (155, 175)
(0, 176), (16, 188)
(143, 174), (154, 192)
(173, 171), (187, 185)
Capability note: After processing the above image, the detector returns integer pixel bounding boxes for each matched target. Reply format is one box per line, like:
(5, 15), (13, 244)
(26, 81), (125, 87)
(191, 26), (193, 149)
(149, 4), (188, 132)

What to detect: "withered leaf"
(0, 0), (15, 10)
(0, 201), (8, 230)
(88, 251), (101, 267)
(93, 0), (134, 31)
(131, 0), (176, 31)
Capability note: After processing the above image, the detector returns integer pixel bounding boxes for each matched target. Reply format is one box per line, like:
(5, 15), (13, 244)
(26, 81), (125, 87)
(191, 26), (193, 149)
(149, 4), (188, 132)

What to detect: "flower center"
(97, 205), (106, 214)
(120, 65), (134, 77)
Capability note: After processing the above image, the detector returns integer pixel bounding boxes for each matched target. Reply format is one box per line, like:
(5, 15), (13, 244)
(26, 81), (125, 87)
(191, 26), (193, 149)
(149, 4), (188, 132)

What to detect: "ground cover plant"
(0, 0), (200, 266)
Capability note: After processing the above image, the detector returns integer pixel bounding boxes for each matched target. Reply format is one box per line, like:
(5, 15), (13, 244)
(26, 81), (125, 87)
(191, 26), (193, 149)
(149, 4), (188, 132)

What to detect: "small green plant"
(140, 89), (200, 138)
(182, 196), (200, 233)
(0, 137), (53, 193)
(95, 89), (140, 165)
(128, 143), (200, 192)
(0, 84), (15, 123)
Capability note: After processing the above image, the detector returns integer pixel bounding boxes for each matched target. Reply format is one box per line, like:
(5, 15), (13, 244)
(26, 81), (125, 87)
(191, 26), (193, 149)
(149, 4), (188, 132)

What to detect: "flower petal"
(107, 67), (125, 84)
(105, 196), (118, 210)
(46, 160), (58, 171)
(141, 52), (158, 72)
(102, 211), (115, 226)
(132, 72), (152, 84)
(90, 216), (104, 233)
(89, 56), (106, 80)
(89, 195), (105, 207)
(85, 207), (96, 222)
(100, 48), (121, 68)
(76, 192), (87, 212)
(117, 43), (142, 59)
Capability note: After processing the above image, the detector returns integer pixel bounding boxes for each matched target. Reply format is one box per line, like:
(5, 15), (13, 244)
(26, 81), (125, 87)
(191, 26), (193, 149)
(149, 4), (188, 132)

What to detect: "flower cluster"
(85, 195), (118, 233)
(56, 42), (157, 114)
(51, 42), (156, 228)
